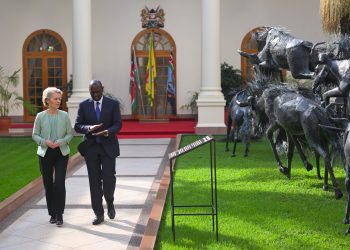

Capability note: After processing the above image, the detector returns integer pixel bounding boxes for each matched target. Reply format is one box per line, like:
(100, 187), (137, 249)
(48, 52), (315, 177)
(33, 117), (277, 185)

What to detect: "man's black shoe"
(49, 216), (56, 224)
(56, 214), (63, 227)
(92, 215), (104, 225)
(107, 204), (115, 219)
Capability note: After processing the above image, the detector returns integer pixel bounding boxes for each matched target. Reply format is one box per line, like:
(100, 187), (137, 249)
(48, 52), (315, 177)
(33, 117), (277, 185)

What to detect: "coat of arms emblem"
(141, 6), (165, 29)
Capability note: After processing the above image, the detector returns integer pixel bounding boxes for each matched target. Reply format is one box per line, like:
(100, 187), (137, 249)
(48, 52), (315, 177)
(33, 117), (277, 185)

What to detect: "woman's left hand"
(46, 140), (60, 149)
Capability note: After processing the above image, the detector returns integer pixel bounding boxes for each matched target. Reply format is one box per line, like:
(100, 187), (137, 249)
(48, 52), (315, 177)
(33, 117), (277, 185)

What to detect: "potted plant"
(221, 62), (243, 124)
(221, 62), (243, 106)
(0, 66), (35, 131)
(180, 91), (199, 115)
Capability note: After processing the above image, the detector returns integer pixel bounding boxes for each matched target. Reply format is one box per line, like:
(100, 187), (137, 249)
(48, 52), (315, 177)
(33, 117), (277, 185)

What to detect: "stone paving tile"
(116, 178), (154, 205)
(4, 241), (71, 250)
(116, 158), (162, 176)
(0, 232), (34, 249)
(77, 239), (131, 250)
(9, 222), (75, 241)
(70, 166), (90, 176)
(119, 138), (170, 145)
(1, 219), (39, 235)
(120, 144), (168, 158)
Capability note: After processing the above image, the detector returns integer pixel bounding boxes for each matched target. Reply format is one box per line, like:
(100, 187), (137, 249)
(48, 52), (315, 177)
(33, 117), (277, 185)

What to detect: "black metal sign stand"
(168, 135), (218, 241)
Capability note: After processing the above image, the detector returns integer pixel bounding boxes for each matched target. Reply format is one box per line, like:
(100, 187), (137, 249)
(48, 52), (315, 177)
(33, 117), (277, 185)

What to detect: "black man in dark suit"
(74, 79), (122, 225)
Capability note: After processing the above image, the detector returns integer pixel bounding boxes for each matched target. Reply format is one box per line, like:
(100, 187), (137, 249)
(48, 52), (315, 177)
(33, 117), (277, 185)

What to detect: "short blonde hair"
(42, 87), (63, 107)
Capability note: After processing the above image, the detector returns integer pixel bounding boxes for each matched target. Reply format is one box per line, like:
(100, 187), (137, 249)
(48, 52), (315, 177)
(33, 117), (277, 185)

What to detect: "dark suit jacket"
(74, 96), (122, 158)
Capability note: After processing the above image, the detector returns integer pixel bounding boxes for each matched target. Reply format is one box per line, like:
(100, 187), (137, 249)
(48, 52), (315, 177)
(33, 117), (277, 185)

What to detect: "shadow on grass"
(156, 191), (263, 250)
(157, 174), (348, 249)
(225, 165), (346, 190)
(159, 136), (349, 249)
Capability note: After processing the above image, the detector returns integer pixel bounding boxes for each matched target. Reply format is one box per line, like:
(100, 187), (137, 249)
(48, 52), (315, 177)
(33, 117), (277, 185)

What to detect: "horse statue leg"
(344, 172), (350, 234)
(343, 132), (350, 229)
(266, 123), (287, 175)
(244, 142), (249, 157)
(225, 114), (232, 152)
(284, 134), (295, 179)
(292, 137), (314, 172)
(343, 163), (350, 226)
(325, 156), (342, 199)
(232, 127), (238, 157)
(315, 152), (322, 180)
(314, 144), (342, 199)
(301, 116), (342, 198)
(323, 161), (329, 191)
(306, 137), (330, 191)
(243, 115), (252, 158)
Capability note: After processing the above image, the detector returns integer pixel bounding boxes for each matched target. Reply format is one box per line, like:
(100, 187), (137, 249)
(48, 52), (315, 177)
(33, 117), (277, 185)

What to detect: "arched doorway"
(131, 28), (176, 120)
(22, 29), (67, 122)
(240, 27), (285, 84)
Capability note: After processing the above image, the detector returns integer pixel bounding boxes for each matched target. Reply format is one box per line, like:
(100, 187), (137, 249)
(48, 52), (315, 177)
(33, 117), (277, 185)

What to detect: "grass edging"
(0, 153), (84, 222)
(139, 134), (181, 250)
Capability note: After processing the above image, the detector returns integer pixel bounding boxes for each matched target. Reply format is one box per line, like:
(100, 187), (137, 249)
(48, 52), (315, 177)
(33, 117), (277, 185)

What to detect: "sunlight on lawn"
(155, 135), (348, 250)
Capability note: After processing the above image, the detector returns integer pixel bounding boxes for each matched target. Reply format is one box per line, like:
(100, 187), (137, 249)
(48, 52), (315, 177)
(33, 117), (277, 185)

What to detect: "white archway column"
(196, 0), (226, 134)
(67, 0), (92, 125)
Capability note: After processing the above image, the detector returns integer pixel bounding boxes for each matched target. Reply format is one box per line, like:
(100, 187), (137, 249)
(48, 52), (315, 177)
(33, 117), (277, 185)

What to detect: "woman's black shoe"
(92, 215), (104, 225)
(56, 215), (63, 227)
(49, 216), (56, 224)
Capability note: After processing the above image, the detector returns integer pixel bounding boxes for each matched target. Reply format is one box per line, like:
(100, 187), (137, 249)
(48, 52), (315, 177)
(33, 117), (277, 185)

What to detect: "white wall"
(0, 0), (328, 116)
(221, 0), (327, 67)
(0, 0), (72, 116)
(91, 0), (202, 115)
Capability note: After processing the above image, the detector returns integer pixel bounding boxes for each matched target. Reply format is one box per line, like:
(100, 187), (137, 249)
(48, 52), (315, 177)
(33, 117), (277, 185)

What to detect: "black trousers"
(39, 148), (68, 216)
(85, 143), (116, 216)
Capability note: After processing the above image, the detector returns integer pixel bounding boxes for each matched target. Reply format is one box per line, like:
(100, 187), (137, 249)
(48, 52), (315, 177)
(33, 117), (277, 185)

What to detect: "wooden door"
(131, 29), (176, 120)
(23, 29), (67, 122)
(240, 27), (261, 84)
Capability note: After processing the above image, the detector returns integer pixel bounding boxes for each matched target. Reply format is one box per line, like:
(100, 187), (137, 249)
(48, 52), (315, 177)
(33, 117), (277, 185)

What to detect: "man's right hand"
(89, 123), (103, 132)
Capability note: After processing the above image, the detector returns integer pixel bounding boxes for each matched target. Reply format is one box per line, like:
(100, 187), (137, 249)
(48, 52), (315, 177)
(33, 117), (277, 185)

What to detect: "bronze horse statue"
(225, 89), (252, 157)
(312, 56), (350, 118)
(238, 27), (321, 79)
(247, 83), (343, 199)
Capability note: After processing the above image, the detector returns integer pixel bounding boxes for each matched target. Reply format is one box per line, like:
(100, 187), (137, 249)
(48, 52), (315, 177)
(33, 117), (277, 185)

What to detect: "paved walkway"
(0, 138), (173, 250)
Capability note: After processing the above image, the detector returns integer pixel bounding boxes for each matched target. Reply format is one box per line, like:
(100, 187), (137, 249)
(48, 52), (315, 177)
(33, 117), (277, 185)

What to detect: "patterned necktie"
(96, 102), (101, 122)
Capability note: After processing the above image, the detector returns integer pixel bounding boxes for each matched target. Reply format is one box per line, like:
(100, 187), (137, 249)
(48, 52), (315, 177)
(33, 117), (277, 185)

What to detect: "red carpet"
(10, 119), (196, 138)
(10, 123), (33, 129)
(118, 119), (196, 138)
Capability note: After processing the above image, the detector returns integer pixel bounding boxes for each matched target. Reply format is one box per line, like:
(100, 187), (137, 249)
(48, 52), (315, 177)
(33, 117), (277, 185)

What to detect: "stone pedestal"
(196, 95), (226, 134)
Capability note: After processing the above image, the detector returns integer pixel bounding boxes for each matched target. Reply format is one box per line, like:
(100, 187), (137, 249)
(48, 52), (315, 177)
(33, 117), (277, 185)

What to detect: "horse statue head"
(251, 27), (271, 51)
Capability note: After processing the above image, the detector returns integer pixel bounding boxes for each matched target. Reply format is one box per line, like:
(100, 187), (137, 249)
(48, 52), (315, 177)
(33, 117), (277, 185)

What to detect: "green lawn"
(156, 135), (349, 250)
(0, 136), (82, 202)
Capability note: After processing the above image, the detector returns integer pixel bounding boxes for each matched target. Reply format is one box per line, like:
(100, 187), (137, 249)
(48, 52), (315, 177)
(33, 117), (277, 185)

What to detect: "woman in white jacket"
(32, 87), (72, 226)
